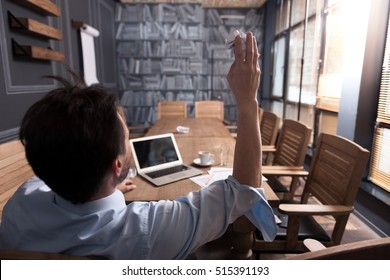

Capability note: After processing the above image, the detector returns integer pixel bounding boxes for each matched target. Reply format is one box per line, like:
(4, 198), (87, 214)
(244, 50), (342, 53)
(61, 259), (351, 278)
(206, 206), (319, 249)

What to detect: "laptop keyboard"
(146, 165), (189, 179)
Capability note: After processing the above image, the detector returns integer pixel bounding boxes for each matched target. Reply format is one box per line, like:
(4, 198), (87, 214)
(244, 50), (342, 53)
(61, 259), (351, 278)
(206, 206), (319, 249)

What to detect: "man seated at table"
(0, 32), (276, 259)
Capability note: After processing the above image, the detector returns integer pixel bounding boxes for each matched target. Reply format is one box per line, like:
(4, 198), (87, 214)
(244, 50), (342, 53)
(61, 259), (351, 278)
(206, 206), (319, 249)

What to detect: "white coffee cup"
(198, 151), (214, 165)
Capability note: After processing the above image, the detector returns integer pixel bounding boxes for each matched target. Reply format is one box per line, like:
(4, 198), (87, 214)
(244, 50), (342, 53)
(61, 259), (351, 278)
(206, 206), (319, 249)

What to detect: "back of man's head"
(20, 82), (125, 204)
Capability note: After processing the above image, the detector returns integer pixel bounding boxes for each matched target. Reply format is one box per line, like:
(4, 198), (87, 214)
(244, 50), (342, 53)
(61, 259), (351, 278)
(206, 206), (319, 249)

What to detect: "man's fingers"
(253, 36), (259, 66)
(245, 32), (254, 62)
(234, 34), (244, 62)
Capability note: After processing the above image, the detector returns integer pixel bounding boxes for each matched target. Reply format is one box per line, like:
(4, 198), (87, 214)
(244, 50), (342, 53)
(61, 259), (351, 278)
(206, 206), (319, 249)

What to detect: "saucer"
(193, 158), (214, 167)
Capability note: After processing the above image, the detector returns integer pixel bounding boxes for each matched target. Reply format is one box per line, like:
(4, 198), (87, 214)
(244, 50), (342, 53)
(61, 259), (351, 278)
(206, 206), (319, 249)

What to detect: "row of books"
(204, 43), (231, 59)
(123, 106), (155, 125)
(160, 58), (208, 74)
(117, 40), (203, 57)
(161, 75), (208, 90)
(121, 90), (164, 106)
(212, 76), (230, 90)
(116, 22), (203, 40)
(119, 74), (209, 90)
(116, 3), (204, 23)
(211, 60), (232, 75)
(119, 57), (208, 75)
(119, 58), (159, 74)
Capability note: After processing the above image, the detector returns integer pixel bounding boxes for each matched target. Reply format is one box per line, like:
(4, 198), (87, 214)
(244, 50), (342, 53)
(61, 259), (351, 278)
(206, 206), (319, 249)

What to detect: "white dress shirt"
(0, 176), (276, 259)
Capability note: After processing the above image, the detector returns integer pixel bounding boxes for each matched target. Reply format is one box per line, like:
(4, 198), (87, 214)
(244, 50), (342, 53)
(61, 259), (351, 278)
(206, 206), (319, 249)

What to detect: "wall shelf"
(8, 12), (63, 40)
(11, 0), (61, 17)
(12, 39), (64, 61)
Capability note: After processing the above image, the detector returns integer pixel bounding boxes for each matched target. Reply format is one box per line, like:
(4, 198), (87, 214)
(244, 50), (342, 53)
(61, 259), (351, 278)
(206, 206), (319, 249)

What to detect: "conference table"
(124, 117), (279, 259)
(125, 117), (279, 205)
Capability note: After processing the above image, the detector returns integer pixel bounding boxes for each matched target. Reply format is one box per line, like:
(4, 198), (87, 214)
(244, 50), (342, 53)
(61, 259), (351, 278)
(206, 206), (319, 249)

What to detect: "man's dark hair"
(19, 81), (126, 204)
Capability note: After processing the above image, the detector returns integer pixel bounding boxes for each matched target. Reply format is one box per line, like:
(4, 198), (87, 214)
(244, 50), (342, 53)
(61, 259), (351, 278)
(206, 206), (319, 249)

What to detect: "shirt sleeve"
(141, 175), (276, 259)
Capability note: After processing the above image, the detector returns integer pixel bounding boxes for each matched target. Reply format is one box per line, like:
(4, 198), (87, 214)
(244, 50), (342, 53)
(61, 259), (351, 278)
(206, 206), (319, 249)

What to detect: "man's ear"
(113, 158), (123, 177)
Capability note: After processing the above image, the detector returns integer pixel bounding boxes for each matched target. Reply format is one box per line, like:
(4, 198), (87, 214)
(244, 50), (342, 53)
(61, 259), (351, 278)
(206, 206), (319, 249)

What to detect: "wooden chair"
(262, 119), (312, 200)
(194, 100), (224, 121)
(0, 249), (104, 260)
(260, 111), (280, 146)
(285, 238), (390, 260)
(253, 133), (370, 254)
(258, 107), (264, 125)
(0, 140), (34, 219)
(157, 101), (187, 119)
(260, 111), (280, 164)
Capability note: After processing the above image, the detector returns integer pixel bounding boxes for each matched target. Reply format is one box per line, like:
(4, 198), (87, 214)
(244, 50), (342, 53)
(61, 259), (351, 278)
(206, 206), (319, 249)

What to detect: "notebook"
(129, 133), (202, 186)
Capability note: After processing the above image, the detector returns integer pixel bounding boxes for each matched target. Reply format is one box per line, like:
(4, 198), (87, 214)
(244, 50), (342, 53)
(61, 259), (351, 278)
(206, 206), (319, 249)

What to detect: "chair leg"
(286, 215), (300, 251)
(331, 215), (350, 245)
(282, 176), (302, 201)
(230, 216), (256, 259)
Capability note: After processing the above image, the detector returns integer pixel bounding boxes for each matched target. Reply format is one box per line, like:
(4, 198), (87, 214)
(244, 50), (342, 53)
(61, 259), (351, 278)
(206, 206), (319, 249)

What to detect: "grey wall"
(0, 0), (117, 143)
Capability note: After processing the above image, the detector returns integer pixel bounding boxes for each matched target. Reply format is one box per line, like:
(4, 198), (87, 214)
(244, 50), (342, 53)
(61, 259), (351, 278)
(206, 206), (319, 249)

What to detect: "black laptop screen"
(133, 136), (179, 168)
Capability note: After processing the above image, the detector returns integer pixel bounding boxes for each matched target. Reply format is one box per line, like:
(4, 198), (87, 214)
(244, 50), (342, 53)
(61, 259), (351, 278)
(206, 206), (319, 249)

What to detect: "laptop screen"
(132, 135), (179, 169)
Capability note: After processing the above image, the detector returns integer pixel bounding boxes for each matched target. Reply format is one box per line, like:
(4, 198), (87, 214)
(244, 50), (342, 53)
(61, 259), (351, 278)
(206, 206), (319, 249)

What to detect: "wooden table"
(124, 117), (279, 259)
(125, 117), (279, 206)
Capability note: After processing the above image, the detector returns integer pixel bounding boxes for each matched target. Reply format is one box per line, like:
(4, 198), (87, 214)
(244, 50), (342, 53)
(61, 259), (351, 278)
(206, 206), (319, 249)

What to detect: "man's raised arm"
(227, 32), (262, 188)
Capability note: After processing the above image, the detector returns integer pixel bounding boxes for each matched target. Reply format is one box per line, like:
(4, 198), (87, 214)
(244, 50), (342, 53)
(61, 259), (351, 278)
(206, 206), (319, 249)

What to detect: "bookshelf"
(115, 3), (264, 125)
(116, 3), (209, 124)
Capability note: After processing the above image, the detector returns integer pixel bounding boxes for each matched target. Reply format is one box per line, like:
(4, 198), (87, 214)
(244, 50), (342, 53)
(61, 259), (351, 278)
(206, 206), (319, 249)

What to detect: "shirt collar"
(54, 189), (127, 216)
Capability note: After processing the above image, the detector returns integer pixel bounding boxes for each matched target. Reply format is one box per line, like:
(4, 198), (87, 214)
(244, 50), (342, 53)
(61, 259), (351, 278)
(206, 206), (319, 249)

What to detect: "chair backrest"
(301, 133), (370, 244)
(194, 100), (224, 121)
(260, 111), (280, 146)
(157, 101), (187, 119)
(258, 107), (264, 124)
(285, 237), (390, 260)
(0, 140), (34, 219)
(273, 119), (312, 167)
(303, 133), (370, 206)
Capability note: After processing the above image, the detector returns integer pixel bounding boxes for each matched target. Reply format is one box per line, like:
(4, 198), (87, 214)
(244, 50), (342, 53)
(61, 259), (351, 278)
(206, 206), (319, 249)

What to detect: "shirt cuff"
(226, 176), (277, 241)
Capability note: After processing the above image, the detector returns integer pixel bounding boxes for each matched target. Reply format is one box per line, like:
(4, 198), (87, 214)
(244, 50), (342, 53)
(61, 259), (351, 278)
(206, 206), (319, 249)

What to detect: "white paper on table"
(190, 167), (267, 188)
(80, 25), (100, 86)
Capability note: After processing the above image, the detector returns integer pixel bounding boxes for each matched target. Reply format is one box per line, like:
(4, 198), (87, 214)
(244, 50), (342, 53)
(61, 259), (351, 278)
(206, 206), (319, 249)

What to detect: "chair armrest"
(262, 145), (276, 152)
(278, 204), (354, 215)
(261, 165), (308, 176)
(303, 238), (327, 252)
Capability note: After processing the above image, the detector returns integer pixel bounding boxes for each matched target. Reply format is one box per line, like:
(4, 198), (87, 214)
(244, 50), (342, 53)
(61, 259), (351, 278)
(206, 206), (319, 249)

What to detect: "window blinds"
(369, 125), (390, 192)
(368, 13), (390, 192)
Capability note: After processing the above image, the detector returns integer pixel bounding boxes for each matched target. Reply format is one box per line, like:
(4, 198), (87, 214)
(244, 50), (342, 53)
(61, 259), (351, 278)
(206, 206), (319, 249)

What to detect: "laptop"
(129, 133), (202, 186)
